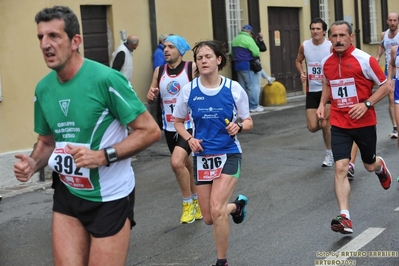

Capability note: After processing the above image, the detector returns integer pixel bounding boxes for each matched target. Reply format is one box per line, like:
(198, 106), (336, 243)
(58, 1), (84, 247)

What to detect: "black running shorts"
(306, 91), (330, 109)
(52, 172), (136, 238)
(164, 129), (192, 154)
(331, 125), (377, 164)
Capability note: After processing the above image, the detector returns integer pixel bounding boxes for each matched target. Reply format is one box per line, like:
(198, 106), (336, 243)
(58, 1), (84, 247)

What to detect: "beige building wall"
(1, 0), (399, 188)
(0, 0), (213, 188)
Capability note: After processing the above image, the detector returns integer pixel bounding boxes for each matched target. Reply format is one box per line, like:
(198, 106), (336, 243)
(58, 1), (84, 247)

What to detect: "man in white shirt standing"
(110, 35), (139, 82)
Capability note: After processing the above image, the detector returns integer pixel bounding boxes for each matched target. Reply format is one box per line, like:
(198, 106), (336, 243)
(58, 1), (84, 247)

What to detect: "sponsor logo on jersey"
(193, 96), (205, 101)
(166, 81), (181, 95)
(59, 99), (70, 117)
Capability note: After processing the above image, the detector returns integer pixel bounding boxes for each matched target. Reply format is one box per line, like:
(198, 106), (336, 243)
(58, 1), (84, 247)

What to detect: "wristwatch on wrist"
(236, 122), (243, 133)
(104, 147), (118, 167)
(364, 101), (372, 109)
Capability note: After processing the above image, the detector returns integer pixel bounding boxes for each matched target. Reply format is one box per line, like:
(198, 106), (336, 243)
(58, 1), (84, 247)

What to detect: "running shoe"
(180, 202), (195, 224)
(331, 214), (353, 234)
(231, 194), (248, 224)
(347, 163), (355, 180)
(390, 129), (398, 138)
(212, 262), (228, 266)
(250, 106), (264, 113)
(376, 156), (392, 190)
(249, 105), (265, 113)
(193, 199), (203, 220)
(322, 152), (334, 167)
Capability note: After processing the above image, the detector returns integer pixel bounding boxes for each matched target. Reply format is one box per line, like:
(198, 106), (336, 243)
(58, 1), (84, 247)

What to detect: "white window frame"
(319, 0), (330, 27)
(225, 0), (243, 52)
(369, 0), (379, 43)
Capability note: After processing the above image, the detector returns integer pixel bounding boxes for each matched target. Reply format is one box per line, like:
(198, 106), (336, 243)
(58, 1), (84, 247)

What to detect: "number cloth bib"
(196, 154), (227, 182)
(330, 77), (358, 108)
(307, 62), (323, 81)
(48, 142), (92, 189)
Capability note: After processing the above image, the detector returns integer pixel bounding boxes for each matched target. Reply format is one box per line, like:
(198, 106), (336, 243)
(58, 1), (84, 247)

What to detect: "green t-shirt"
(34, 58), (146, 202)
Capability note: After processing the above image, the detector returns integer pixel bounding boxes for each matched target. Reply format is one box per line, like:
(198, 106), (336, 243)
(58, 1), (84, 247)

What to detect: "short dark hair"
(192, 40), (228, 75)
(35, 6), (80, 40)
(330, 20), (353, 35)
(310, 17), (328, 31)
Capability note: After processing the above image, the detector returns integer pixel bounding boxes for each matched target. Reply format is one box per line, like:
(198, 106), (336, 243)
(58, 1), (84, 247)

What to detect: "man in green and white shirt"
(13, 6), (161, 266)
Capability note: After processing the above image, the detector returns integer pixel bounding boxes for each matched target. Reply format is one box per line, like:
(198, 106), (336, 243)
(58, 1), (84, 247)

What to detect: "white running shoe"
(322, 152), (334, 167)
(390, 129), (398, 138)
(250, 106), (264, 113)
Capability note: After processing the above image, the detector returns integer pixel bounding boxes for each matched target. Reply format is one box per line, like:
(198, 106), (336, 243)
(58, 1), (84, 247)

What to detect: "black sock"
(394, 126), (397, 131)
(216, 258), (227, 266)
(233, 202), (241, 214)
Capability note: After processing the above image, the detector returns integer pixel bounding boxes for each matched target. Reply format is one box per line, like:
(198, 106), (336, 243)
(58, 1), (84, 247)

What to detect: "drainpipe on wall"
(0, 75), (3, 102)
(354, 0), (361, 49)
(149, 0), (158, 53)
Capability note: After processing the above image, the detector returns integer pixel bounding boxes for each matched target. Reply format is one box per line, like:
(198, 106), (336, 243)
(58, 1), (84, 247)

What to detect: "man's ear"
(71, 34), (82, 51)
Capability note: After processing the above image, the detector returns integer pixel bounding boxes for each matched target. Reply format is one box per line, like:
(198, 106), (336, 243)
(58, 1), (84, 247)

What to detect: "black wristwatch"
(236, 122), (243, 133)
(364, 101), (372, 109)
(104, 147), (118, 166)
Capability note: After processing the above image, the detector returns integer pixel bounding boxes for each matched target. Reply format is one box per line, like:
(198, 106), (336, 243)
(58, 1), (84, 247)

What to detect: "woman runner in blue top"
(173, 40), (253, 266)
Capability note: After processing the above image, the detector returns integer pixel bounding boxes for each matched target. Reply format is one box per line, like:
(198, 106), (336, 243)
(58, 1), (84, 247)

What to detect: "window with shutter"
(211, 0), (228, 46)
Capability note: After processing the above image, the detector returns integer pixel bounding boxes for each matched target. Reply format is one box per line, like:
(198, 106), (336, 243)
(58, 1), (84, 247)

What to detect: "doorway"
(268, 7), (302, 94)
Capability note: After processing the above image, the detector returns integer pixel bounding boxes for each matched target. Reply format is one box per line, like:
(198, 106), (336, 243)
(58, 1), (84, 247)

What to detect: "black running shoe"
(212, 262), (228, 266)
(231, 194), (248, 224)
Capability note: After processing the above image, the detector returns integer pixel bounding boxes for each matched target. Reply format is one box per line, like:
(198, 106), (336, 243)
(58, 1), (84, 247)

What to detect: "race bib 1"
(163, 97), (190, 122)
(48, 142), (93, 190)
(196, 154), (227, 182)
(330, 78), (359, 108)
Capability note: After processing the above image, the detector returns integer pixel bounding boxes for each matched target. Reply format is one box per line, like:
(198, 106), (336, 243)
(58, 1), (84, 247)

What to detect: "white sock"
(326, 149), (332, 155)
(340, 210), (350, 220)
(376, 165), (383, 174)
(183, 196), (193, 204)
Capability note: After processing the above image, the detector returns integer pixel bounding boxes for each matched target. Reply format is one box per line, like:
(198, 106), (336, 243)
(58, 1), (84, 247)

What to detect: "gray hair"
(330, 20), (353, 35)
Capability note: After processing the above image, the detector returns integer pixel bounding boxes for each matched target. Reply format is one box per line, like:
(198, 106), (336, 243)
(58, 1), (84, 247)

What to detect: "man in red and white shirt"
(317, 20), (392, 235)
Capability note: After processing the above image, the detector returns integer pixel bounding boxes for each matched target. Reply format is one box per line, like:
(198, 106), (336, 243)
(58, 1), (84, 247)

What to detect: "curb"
(0, 181), (53, 200)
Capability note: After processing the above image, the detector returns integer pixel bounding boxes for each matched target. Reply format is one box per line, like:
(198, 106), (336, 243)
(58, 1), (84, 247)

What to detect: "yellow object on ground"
(262, 81), (287, 106)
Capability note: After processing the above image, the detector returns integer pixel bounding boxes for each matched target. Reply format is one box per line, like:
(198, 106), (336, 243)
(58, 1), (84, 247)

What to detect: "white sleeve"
(231, 80), (250, 120)
(173, 82), (191, 119)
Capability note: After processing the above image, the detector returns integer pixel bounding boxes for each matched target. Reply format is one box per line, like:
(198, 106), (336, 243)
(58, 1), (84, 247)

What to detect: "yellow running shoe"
(193, 199), (203, 220)
(180, 202), (195, 224)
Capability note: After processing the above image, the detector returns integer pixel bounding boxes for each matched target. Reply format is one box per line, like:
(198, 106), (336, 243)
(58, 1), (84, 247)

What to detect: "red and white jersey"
(303, 38), (332, 92)
(321, 45), (387, 129)
(159, 61), (193, 132)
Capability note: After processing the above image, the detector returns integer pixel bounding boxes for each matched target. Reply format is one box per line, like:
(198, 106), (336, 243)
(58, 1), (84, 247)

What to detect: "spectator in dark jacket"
(153, 33), (169, 70)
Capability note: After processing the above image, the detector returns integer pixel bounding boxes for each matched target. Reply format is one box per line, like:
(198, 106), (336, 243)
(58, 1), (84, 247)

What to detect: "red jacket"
(322, 45), (387, 129)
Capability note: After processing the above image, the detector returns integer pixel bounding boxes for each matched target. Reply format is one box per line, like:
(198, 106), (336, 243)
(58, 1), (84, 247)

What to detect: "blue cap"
(165, 35), (191, 56)
(242, 24), (253, 33)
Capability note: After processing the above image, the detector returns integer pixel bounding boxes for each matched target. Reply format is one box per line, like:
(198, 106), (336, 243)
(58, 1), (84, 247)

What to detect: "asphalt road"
(1, 96), (399, 266)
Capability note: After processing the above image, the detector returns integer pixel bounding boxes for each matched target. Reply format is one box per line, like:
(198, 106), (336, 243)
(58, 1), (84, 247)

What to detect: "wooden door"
(268, 7), (302, 93)
(80, 6), (109, 66)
